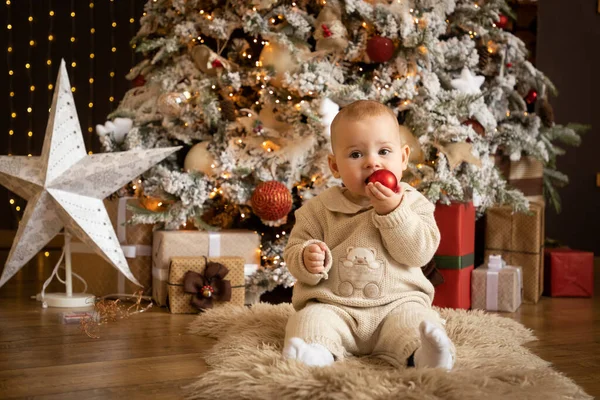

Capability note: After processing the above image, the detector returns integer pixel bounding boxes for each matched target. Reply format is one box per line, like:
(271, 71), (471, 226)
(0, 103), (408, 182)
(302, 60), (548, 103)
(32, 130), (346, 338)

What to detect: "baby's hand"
(366, 181), (404, 215)
(303, 242), (328, 274)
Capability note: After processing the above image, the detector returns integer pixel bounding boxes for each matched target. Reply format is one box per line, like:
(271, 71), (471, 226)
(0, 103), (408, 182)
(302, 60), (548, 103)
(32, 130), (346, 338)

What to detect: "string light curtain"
(0, 0), (145, 230)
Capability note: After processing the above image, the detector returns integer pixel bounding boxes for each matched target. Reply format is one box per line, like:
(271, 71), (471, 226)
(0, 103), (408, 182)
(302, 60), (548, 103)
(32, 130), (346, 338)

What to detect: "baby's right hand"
(303, 242), (328, 274)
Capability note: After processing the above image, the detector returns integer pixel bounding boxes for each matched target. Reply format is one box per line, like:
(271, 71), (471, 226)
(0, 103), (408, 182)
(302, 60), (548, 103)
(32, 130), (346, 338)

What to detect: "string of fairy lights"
(109, 0), (116, 111)
(88, 0), (95, 153)
(70, 0), (76, 96)
(26, 0), (34, 157)
(47, 1), (54, 110)
(6, 0), (14, 156)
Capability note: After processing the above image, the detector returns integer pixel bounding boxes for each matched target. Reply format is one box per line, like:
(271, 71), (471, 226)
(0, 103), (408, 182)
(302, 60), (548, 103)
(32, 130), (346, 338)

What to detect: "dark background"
(0, 1), (597, 255)
(537, 0), (599, 255)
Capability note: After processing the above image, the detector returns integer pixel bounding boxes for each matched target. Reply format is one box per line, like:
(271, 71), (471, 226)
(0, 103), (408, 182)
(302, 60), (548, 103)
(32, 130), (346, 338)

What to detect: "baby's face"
(328, 114), (409, 203)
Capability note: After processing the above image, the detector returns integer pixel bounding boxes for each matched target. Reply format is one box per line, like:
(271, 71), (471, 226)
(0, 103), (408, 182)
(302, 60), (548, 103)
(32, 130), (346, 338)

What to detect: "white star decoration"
(450, 67), (485, 94)
(0, 60), (180, 288)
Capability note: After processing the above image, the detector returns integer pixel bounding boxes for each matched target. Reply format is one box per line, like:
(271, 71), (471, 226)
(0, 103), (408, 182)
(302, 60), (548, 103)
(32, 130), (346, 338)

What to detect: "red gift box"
(434, 202), (475, 256)
(432, 202), (475, 309)
(434, 267), (474, 309)
(544, 248), (594, 297)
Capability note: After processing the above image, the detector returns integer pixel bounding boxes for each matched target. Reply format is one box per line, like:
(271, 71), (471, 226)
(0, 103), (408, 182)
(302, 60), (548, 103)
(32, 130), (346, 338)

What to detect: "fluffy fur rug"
(186, 303), (590, 400)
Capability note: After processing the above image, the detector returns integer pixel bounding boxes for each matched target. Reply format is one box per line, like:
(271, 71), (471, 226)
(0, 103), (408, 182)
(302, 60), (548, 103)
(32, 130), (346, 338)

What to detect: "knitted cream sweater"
(284, 183), (440, 311)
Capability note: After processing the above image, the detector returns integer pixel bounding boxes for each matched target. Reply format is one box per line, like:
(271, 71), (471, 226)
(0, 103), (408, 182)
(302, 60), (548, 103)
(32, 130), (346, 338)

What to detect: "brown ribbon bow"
(183, 261), (232, 310)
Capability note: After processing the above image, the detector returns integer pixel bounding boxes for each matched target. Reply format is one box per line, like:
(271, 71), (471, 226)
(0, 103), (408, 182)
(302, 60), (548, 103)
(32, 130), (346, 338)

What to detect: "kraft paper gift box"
(495, 155), (544, 205)
(167, 256), (245, 314)
(472, 255), (523, 312)
(152, 230), (261, 306)
(484, 202), (545, 304)
(432, 202), (475, 310)
(70, 197), (153, 297)
(544, 248), (594, 297)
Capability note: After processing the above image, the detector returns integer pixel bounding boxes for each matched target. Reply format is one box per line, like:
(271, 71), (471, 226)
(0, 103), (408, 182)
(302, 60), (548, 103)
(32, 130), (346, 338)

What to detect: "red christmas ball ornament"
(366, 36), (395, 63)
(366, 169), (399, 192)
(461, 119), (485, 136)
(497, 14), (509, 29)
(251, 181), (293, 226)
(506, 62), (513, 68)
(525, 89), (538, 104)
(132, 74), (146, 87)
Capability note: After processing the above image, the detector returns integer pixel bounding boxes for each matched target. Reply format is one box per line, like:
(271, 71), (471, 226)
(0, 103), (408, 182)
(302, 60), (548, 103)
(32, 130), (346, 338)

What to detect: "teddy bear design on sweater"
(337, 247), (385, 298)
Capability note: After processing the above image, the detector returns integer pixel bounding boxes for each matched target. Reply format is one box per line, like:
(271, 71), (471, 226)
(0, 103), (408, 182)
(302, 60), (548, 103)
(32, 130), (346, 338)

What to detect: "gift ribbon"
(485, 263), (522, 311)
(433, 253), (474, 269)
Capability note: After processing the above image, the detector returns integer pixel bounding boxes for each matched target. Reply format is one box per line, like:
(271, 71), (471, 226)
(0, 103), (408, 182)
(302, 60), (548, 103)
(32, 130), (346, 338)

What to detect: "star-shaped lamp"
(450, 67), (485, 94)
(0, 60), (180, 306)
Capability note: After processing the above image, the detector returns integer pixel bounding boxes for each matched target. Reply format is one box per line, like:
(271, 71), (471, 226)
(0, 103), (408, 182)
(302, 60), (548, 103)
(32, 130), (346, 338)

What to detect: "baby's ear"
(328, 154), (341, 178)
(400, 143), (410, 171)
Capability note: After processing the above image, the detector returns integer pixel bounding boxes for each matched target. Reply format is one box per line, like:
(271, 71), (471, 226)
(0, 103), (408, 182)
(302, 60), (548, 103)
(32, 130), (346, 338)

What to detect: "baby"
(282, 100), (455, 369)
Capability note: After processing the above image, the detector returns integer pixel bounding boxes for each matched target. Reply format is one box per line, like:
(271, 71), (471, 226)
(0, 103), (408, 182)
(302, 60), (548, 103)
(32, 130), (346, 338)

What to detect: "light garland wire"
(109, 0), (116, 111)
(26, 0), (34, 157)
(6, 0), (14, 156)
(69, 0), (76, 94)
(88, 0), (95, 153)
(47, 0), (54, 111)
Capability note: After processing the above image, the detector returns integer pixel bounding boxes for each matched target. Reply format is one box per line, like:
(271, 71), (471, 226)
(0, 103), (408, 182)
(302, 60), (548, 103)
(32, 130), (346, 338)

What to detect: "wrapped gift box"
(70, 197), (153, 297)
(544, 248), (594, 297)
(168, 256), (245, 313)
(152, 230), (261, 306)
(432, 202), (475, 309)
(472, 255), (523, 312)
(495, 155), (544, 204)
(484, 202), (544, 303)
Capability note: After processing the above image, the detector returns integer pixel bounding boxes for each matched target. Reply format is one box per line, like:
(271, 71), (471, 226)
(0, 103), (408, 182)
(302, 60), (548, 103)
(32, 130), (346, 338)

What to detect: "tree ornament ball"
(251, 181), (293, 224)
(497, 14), (509, 29)
(525, 89), (538, 104)
(366, 36), (395, 63)
(132, 74), (146, 87)
(461, 119), (485, 136)
(184, 142), (216, 175)
(366, 170), (399, 192)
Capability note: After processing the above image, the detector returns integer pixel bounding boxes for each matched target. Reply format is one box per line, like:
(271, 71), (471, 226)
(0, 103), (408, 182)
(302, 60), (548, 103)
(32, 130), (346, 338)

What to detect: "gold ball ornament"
(251, 181), (293, 226)
(157, 92), (186, 118)
(259, 41), (310, 87)
(184, 142), (216, 175)
(201, 285), (214, 298)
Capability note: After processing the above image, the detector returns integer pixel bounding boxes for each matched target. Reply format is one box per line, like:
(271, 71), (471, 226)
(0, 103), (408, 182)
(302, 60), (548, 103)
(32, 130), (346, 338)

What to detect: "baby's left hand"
(366, 182), (404, 215)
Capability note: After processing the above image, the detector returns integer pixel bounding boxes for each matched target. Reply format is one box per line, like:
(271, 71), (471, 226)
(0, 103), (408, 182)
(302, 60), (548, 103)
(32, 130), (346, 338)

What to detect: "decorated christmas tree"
(98, 0), (584, 294)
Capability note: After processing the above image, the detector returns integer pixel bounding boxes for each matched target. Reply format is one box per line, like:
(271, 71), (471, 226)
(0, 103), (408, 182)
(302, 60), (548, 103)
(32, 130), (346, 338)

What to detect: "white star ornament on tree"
(450, 67), (485, 94)
(0, 60), (180, 288)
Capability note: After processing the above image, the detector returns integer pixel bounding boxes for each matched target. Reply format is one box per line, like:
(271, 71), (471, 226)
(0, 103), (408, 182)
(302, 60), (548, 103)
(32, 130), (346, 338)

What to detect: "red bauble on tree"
(525, 89), (538, 104)
(461, 119), (486, 136)
(366, 36), (395, 63)
(132, 74), (146, 87)
(496, 14), (509, 29)
(366, 169), (399, 192)
(251, 181), (293, 226)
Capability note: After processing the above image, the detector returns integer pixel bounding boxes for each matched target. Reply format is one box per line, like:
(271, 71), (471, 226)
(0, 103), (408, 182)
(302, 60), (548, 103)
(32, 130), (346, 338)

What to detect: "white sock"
(282, 337), (334, 367)
(414, 320), (454, 370)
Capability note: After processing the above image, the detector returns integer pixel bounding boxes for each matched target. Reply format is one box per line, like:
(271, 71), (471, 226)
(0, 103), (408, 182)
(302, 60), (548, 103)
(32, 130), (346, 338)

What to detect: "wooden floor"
(0, 252), (598, 399)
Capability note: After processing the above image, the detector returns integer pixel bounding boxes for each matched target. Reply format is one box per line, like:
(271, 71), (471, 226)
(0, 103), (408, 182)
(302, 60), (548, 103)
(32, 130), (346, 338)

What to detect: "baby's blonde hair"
(330, 100), (400, 150)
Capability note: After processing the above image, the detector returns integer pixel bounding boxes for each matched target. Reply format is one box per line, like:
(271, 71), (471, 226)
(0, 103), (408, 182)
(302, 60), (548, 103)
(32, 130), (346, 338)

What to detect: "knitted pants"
(284, 297), (448, 367)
